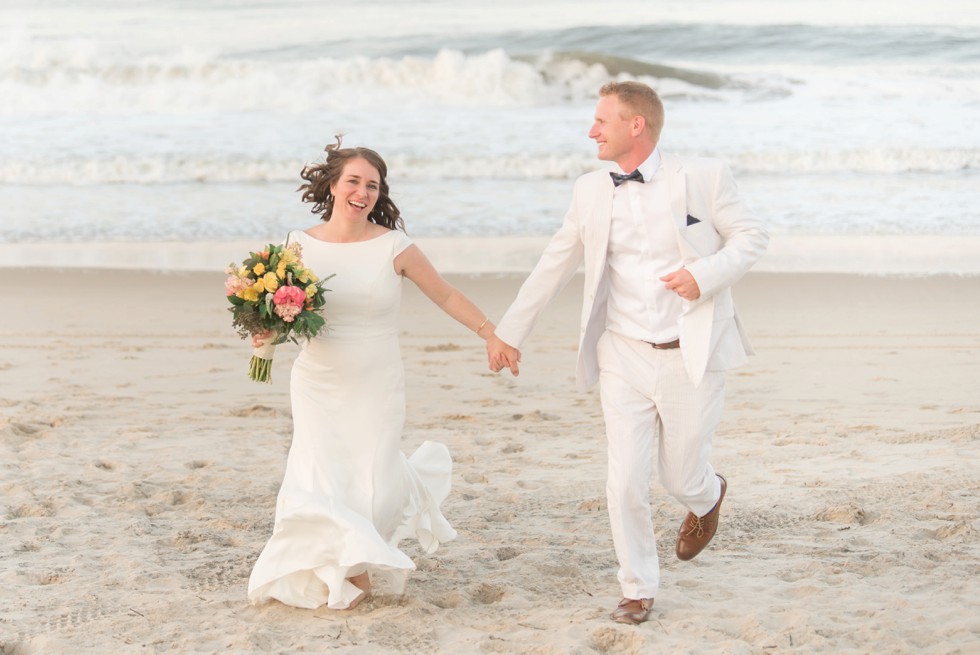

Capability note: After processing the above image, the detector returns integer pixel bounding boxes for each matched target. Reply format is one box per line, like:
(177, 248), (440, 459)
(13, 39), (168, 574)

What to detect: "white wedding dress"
(247, 229), (457, 610)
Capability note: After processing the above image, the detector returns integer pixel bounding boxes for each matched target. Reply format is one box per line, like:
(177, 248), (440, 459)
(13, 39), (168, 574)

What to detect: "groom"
(487, 81), (768, 624)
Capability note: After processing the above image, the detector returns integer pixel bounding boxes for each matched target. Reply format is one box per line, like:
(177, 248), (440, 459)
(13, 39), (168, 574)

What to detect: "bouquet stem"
(249, 342), (277, 383)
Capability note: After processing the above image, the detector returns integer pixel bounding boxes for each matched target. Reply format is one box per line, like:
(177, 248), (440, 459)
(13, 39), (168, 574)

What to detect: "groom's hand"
(660, 268), (701, 300)
(486, 333), (521, 376)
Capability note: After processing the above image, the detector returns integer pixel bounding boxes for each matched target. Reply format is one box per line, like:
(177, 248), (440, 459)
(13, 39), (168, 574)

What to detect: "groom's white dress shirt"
(605, 148), (683, 345)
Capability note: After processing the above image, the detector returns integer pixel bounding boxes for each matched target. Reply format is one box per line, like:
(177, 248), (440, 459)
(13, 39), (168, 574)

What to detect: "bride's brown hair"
(298, 135), (404, 232)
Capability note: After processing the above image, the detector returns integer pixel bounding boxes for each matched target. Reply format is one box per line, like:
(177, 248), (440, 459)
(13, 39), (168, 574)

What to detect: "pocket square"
(686, 214), (701, 226)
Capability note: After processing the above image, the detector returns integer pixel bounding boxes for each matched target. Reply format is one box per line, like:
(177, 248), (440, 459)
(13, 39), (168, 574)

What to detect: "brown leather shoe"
(676, 474), (726, 561)
(610, 597), (654, 625)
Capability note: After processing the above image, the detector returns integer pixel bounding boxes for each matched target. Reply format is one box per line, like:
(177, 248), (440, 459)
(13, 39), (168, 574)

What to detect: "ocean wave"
(0, 154), (598, 185)
(2, 148), (977, 185)
(529, 23), (980, 66)
(729, 148), (980, 175)
(531, 51), (739, 90)
(0, 47), (745, 114)
(9, 27), (974, 115)
(259, 22), (980, 67)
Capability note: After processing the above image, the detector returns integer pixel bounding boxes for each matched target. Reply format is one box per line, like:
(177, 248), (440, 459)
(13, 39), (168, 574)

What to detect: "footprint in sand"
(578, 497), (606, 512)
(7, 421), (50, 438)
(430, 591), (466, 609)
(469, 582), (505, 604)
(933, 520), (974, 540)
(8, 503), (56, 519)
(228, 404), (279, 418)
(414, 556), (441, 571)
(185, 558), (252, 594)
(487, 510), (516, 523)
(590, 626), (646, 654)
(495, 546), (520, 561)
(511, 410), (559, 421)
(41, 605), (110, 632)
(814, 503), (870, 525)
(30, 567), (75, 586)
(422, 342), (462, 352)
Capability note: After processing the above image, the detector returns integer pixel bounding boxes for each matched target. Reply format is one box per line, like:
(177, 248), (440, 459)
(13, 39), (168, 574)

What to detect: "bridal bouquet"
(225, 242), (331, 383)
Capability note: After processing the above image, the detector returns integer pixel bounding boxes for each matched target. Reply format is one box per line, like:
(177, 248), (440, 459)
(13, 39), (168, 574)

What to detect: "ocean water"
(2, 0), (979, 255)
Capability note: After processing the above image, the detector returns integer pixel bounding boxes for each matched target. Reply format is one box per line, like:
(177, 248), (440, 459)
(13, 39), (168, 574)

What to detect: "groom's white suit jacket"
(495, 151), (769, 390)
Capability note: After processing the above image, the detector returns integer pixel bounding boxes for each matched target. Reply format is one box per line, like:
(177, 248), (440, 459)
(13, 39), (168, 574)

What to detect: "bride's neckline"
(300, 228), (395, 244)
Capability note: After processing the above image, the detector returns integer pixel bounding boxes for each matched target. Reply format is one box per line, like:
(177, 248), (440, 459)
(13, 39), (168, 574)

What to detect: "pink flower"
(225, 275), (246, 296)
(274, 303), (303, 323)
(272, 284), (306, 307)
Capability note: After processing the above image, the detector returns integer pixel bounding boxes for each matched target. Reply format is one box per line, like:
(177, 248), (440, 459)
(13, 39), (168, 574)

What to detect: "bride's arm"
(395, 244), (495, 339)
(396, 243), (521, 375)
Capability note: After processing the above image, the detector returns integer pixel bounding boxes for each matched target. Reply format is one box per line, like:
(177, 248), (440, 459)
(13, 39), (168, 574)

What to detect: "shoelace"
(683, 515), (705, 538)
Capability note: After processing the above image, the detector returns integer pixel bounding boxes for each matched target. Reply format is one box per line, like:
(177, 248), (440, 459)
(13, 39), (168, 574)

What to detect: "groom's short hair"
(600, 81), (664, 143)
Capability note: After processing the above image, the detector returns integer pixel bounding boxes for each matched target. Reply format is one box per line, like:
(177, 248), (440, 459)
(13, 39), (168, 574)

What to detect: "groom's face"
(589, 94), (635, 165)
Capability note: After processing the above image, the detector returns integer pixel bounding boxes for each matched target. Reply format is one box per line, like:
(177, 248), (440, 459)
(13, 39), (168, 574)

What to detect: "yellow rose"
(242, 286), (259, 302)
(253, 262), (266, 276)
(252, 278), (265, 293)
(263, 271), (279, 292)
(276, 264), (286, 279)
(297, 268), (319, 284)
(305, 284), (317, 298)
(239, 265), (249, 277)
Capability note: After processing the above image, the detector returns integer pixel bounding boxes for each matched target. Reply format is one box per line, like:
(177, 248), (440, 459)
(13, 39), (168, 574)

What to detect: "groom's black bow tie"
(610, 170), (644, 187)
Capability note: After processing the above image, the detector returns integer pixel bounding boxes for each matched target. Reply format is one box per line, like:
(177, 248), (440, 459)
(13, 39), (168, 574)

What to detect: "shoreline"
(3, 234), (980, 275)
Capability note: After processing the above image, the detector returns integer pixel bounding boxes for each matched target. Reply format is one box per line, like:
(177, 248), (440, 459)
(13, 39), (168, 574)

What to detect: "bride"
(246, 138), (510, 610)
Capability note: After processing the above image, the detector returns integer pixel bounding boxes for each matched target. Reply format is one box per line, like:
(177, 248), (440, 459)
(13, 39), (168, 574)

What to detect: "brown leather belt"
(648, 339), (680, 350)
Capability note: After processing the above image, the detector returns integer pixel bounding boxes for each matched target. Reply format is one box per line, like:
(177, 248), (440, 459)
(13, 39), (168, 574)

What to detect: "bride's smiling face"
(330, 157), (381, 221)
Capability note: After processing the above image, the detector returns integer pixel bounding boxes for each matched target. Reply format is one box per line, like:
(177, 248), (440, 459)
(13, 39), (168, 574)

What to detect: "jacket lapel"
(664, 153), (687, 233)
(586, 174), (614, 288)
(663, 152), (700, 262)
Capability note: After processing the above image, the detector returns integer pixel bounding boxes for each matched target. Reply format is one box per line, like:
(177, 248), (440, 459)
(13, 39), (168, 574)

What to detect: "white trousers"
(596, 330), (725, 600)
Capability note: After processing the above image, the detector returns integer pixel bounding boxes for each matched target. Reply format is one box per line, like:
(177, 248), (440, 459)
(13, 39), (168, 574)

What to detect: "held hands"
(660, 268), (701, 301)
(486, 333), (521, 376)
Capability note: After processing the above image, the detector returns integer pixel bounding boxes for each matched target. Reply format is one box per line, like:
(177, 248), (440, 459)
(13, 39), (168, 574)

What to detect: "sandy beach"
(2, 268), (978, 654)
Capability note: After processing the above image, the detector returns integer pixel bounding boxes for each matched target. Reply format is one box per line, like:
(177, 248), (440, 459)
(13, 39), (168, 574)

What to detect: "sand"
(1, 269), (978, 654)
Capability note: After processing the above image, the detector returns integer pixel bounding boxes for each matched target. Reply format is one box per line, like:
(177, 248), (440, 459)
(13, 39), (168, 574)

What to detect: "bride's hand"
(252, 329), (276, 348)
